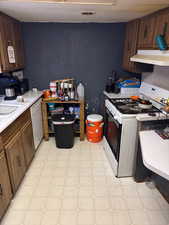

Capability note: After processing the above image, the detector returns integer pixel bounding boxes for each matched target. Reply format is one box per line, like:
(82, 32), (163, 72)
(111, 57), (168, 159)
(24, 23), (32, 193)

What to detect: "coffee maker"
(0, 75), (20, 100)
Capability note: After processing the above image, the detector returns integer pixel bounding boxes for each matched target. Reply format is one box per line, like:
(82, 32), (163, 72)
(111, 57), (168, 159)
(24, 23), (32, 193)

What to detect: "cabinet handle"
(7, 40), (12, 44)
(0, 184), (3, 196)
(163, 22), (168, 37)
(127, 42), (130, 51)
(144, 26), (148, 39)
(16, 156), (22, 167)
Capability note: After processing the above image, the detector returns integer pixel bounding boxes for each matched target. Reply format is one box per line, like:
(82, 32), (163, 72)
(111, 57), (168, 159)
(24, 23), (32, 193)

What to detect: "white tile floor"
(1, 138), (169, 225)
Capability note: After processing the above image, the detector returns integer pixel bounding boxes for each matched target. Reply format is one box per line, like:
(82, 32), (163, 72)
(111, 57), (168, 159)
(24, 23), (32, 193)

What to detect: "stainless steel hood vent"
(131, 50), (169, 66)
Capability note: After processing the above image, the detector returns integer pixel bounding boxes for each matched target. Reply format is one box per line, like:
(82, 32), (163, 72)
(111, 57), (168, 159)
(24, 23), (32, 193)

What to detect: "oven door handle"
(106, 109), (120, 128)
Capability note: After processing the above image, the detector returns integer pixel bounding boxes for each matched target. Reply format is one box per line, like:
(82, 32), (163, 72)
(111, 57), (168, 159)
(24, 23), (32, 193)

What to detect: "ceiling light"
(81, 11), (96, 15)
(8, 0), (116, 6)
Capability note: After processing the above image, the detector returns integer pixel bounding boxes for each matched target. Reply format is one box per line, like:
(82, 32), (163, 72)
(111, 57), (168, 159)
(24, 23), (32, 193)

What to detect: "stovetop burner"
(110, 98), (160, 114)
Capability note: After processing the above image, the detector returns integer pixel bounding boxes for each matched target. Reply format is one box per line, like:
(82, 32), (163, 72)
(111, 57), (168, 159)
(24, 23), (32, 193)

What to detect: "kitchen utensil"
(131, 96), (139, 101)
(136, 98), (153, 109)
(138, 102), (152, 109)
(32, 88), (38, 92)
(17, 95), (24, 102)
(137, 98), (151, 104)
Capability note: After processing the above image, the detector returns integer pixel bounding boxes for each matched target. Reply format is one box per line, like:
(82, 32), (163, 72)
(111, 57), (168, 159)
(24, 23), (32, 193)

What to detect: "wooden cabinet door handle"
(16, 156), (22, 167)
(0, 184), (3, 196)
(144, 26), (148, 39)
(7, 40), (12, 44)
(128, 42), (130, 51)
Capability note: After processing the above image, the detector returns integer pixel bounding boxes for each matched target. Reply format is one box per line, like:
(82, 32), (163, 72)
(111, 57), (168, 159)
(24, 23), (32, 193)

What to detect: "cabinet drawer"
(1, 109), (31, 145)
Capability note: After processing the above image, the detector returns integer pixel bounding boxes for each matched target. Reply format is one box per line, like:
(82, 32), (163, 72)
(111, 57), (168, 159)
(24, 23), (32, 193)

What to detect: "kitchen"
(0, 0), (169, 225)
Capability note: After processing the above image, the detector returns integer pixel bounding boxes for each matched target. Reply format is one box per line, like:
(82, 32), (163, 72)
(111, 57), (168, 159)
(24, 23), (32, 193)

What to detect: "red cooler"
(86, 114), (103, 143)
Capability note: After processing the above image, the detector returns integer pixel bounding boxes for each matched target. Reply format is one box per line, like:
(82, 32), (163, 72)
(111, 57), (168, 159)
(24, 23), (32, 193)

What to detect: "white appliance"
(30, 98), (43, 149)
(104, 82), (169, 177)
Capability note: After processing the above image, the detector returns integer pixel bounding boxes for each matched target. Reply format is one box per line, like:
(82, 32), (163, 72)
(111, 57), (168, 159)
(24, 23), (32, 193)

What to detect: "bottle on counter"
(77, 82), (84, 100)
(68, 87), (75, 100)
(64, 90), (69, 101)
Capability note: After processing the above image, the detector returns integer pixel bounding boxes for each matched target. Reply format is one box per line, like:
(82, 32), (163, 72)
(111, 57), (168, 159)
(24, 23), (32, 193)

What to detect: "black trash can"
(52, 114), (75, 148)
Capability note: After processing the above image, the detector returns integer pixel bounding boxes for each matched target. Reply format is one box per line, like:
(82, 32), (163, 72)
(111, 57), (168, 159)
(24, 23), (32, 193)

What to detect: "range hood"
(131, 50), (169, 66)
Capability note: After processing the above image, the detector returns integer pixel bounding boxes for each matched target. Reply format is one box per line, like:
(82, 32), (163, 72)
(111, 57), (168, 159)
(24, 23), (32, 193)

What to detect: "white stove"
(104, 82), (169, 177)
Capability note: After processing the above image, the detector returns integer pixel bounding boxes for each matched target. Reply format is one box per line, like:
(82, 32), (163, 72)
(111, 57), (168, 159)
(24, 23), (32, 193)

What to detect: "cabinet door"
(122, 22), (131, 71)
(5, 134), (26, 193)
(154, 9), (169, 48)
(22, 122), (35, 167)
(0, 13), (24, 72)
(12, 21), (25, 69)
(0, 151), (12, 219)
(122, 20), (140, 73)
(138, 15), (156, 49)
(0, 14), (16, 72)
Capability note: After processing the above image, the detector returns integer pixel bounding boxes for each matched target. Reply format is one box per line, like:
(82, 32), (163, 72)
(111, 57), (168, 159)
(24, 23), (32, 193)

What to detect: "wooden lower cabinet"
(22, 122), (35, 167)
(0, 107), (40, 220)
(0, 151), (12, 219)
(5, 133), (26, 193)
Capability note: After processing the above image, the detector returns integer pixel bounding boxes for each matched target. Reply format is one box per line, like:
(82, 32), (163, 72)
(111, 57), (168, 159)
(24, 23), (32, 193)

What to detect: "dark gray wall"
(22, 23), (127, 113)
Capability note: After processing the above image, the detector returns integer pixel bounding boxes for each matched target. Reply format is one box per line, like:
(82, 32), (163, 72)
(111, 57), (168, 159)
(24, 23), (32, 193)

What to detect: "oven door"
(105, 108), (122, 162)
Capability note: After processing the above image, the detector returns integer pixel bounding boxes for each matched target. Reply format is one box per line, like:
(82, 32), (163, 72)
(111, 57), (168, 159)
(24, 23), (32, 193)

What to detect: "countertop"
(136, 112), (169, 121)
(139, 130), (169, 181)
(0, 90), (43, 133)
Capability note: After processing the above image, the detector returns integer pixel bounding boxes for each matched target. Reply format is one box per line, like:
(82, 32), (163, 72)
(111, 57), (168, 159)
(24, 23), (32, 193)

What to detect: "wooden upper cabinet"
(0, 12), (24, 72)
(153, 8), (169, 48)
(137, 15), (156, 49)
(0, 151), (12, 219)
(0, 13), (15, 72)
(122, 19), (140, 73)
(122, 19), (153, 73)
(12, 20), (25, 69)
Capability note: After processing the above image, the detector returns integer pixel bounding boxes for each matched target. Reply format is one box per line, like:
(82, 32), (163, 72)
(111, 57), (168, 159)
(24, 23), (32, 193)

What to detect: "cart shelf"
(42, 99), (85, 141)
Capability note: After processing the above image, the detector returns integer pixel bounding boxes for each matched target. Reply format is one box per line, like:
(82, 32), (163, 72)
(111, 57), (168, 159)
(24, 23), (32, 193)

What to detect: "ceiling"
(0, 0), (169, 23)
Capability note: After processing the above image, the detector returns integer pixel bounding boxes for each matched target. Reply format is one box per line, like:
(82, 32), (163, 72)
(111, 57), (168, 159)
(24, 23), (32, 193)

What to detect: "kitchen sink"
(0, 105), (18, 115)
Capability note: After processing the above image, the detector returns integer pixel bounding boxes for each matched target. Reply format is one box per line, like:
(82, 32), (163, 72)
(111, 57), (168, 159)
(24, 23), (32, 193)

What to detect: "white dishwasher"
(30, 98), (43, 149)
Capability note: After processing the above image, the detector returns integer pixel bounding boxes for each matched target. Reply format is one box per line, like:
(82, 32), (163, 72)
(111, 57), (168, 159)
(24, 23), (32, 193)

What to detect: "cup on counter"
(17, 95), (24, 102)
(32, 88), (38, 93)
(0, 95), (4, 102)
